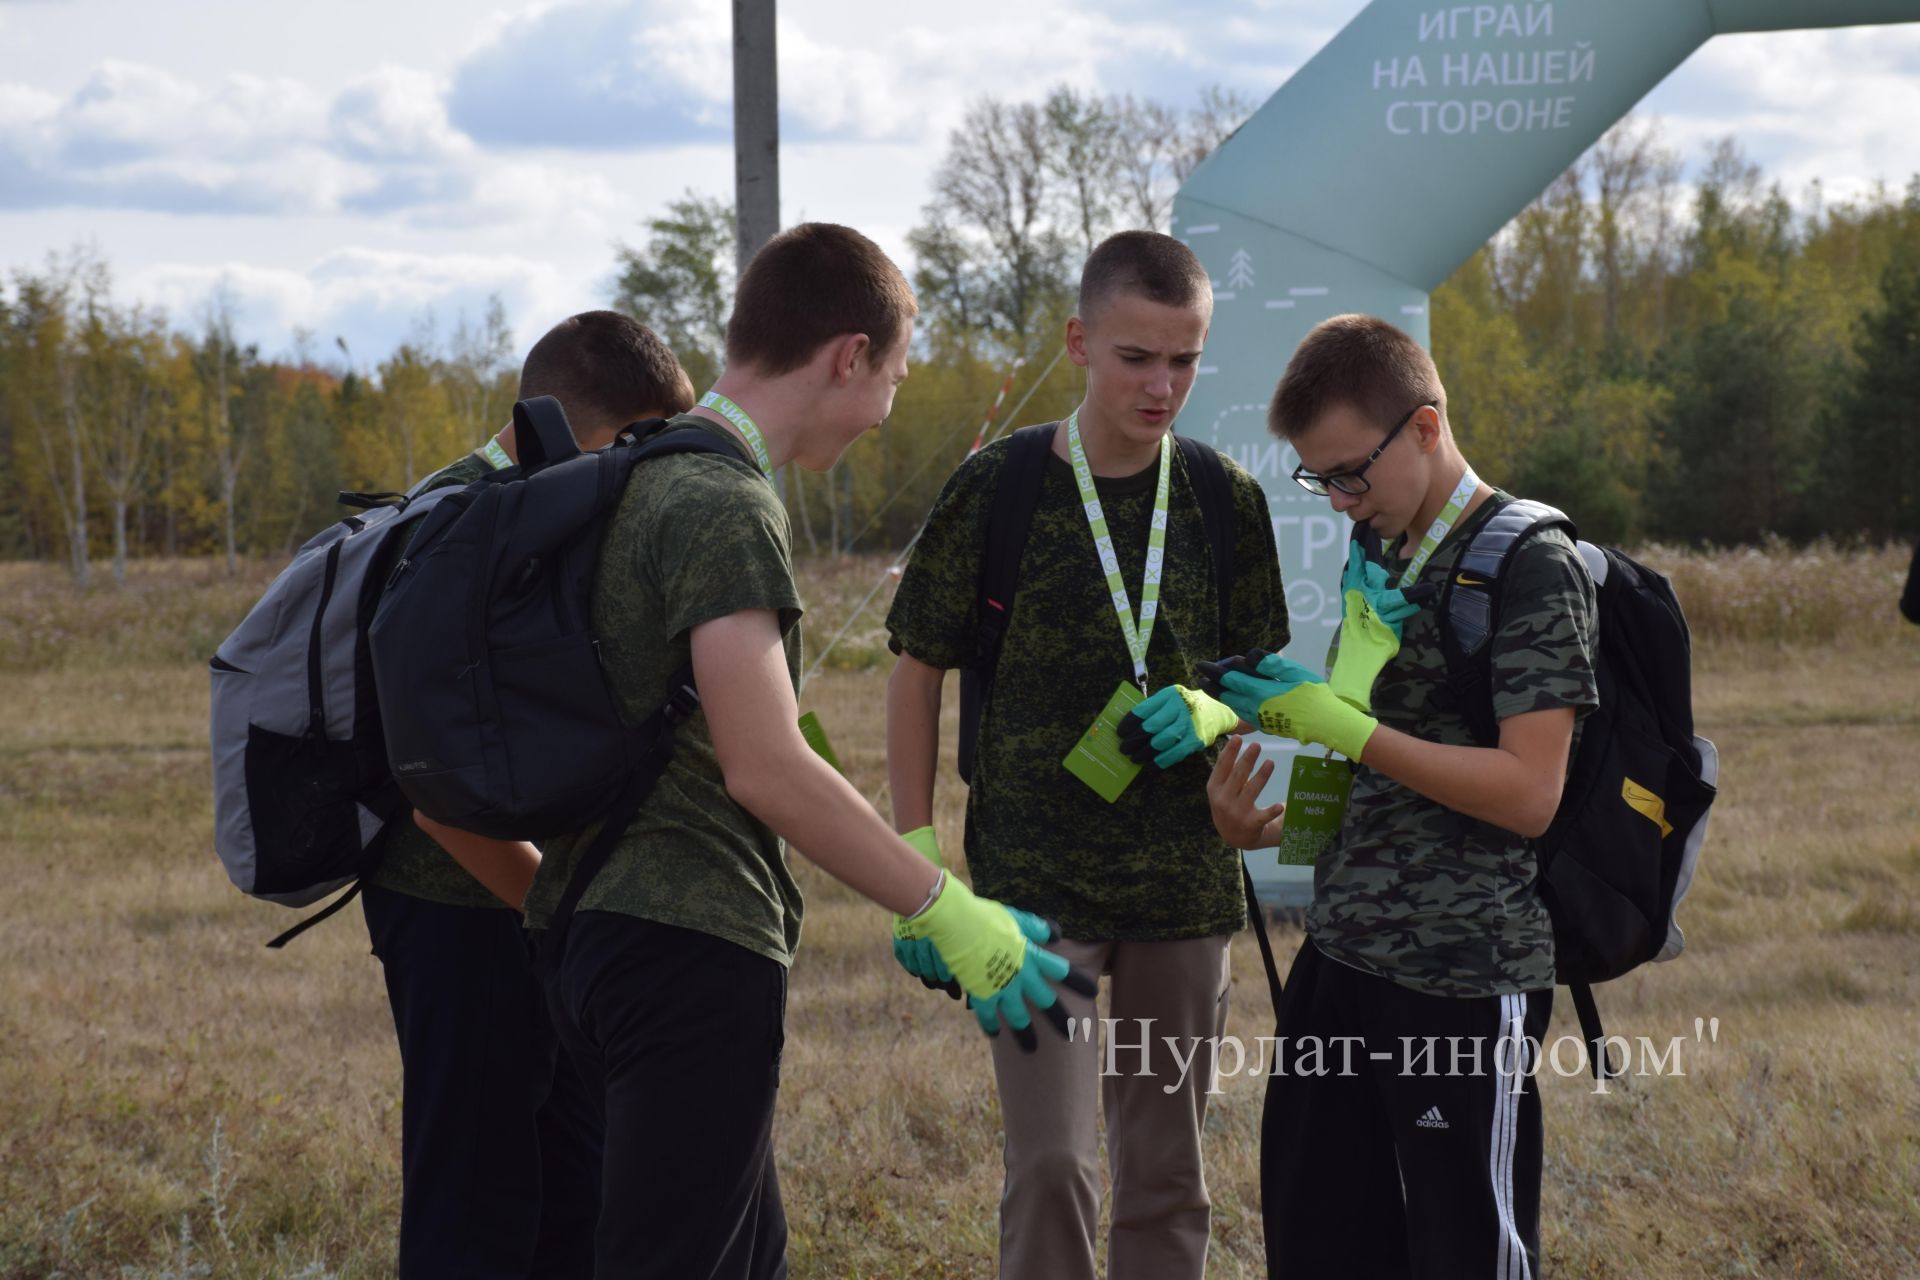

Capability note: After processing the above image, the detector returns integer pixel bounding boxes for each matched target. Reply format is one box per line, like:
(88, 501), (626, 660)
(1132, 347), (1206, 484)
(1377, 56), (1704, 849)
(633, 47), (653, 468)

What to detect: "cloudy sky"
(5, 0), (1920, 364)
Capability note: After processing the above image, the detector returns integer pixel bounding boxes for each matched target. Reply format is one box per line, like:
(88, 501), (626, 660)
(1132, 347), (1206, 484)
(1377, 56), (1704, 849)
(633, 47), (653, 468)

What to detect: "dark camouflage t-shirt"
(1308, 491), (1598, 998)
(522, 418), (806, 967)
(365, 448), (507, 909)
(887, 428), (1289, 942)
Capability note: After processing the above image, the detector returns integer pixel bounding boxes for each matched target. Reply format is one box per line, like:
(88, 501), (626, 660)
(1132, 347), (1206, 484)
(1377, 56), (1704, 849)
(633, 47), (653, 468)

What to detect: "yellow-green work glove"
(1118, 685), (1243, 769)
(1220, 655), (1380, 762)
(1327, 542), (1428, 714)
(891, 827), (961, 998)
(895, 875), (1096, 1051)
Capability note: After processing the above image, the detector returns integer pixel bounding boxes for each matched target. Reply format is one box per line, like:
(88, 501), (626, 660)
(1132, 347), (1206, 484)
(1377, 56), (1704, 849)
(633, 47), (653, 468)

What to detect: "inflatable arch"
(1171, 0), (1920, 894)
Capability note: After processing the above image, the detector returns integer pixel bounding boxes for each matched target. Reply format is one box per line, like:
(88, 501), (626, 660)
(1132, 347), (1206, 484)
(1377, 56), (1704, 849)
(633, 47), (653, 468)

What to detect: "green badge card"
(1062, 681), (1145, 804)
(1274, 754), (1351, 866)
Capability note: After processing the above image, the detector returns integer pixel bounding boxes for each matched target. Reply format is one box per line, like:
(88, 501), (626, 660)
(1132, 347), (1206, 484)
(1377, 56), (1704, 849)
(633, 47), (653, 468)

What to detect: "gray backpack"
(209, 483), (465, 946)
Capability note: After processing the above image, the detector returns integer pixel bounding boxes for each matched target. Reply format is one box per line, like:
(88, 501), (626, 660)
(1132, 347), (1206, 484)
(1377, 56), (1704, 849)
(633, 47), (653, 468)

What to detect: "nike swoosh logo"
(1455, 573), (1488, 587)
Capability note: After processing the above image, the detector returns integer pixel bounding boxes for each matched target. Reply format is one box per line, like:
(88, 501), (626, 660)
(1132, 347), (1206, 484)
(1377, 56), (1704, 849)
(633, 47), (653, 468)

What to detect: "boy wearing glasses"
(1198, 314), (1597, 1278)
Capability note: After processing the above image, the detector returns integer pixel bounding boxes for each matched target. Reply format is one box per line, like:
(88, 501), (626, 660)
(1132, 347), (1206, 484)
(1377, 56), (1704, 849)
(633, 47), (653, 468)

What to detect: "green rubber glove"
(1118, 685), (1243, 769)
(1220, 659), (1380, 761)
(891, 827), (960, 998)
(1327, 542), (1428, 714)
(896, 877), (1096, 1050)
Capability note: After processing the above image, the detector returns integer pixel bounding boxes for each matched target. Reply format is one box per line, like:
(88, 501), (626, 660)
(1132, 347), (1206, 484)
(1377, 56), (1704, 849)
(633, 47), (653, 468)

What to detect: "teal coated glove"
(1215, 653), (1327, 723)
(891, 826), (960, 999)
(1328, 542), (1429, 714)
(896, 875), (1097, 1052)
(1118, 685), (1244, 769)
(1220, 661), (1381, 762)
(965, 908), (1097, 1049)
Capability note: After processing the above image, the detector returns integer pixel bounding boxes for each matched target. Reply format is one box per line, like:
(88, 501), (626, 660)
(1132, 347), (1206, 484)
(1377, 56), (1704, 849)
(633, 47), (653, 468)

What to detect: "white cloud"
(444, 0), (1292, 151)
(0, 56), (616, 227)
(1641, 26), (1920, 201)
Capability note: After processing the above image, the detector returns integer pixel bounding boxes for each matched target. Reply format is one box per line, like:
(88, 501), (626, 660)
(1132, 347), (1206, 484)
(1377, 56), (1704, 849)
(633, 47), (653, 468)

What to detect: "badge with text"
(1062, 681), (1146, 803)
(798, 712), (844, 775)
(1275, 754), (1352, 866)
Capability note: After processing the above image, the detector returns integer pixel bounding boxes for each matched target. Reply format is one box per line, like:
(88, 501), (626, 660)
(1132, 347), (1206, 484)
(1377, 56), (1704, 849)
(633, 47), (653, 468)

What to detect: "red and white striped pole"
(967, 357), (1026, 456)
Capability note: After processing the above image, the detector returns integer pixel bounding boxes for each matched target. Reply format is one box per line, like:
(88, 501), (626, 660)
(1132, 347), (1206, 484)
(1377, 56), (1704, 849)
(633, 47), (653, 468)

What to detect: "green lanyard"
(479, 435), (512, 471)
(1066, 408), (1172, 691)
(697, 391), (773, 476)
(1396, 467), (1480, 588)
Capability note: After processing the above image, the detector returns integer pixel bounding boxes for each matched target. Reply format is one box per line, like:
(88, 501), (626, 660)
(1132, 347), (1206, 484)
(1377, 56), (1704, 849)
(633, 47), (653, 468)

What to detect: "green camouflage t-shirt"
(365, 448), (508, 909)
(887, 428), (1289, 942)
(522, 418), (806, 967)
(1308, 491), (1599, 998)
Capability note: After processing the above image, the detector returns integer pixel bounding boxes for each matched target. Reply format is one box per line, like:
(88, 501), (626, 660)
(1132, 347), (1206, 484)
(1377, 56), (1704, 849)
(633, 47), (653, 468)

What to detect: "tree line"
(5, 93), (1918, 586)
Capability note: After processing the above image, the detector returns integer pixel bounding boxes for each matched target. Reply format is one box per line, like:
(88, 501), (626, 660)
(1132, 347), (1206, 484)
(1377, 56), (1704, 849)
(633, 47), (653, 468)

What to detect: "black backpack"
(953, 422), (1292, 1015)
(368, 397), (749, 951)
(1438, 500), (1719, 1077)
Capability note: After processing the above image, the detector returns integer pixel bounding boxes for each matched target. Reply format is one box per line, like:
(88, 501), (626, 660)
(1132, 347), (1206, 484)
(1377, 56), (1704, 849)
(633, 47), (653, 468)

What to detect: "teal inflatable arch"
(1173, 0), (1920, 896)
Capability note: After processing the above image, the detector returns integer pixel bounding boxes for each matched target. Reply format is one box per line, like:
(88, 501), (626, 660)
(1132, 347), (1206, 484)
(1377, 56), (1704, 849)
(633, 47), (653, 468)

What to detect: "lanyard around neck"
(1397, 467), (1480, 588)
(479, 435), (512, 471)
(1066, 408), (1172, 690)
(697, 391), (773, 476)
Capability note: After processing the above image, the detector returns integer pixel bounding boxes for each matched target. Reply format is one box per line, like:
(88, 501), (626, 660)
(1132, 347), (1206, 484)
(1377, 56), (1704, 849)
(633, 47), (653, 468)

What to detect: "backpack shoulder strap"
(624, 420), (758, 475)
(1174, 434), (1235, 651)
(513, 396), (584, 472)
(1439, 498), (1575, 747)
(977, 424), (1059, 660)
(956, 423), (1057, 783)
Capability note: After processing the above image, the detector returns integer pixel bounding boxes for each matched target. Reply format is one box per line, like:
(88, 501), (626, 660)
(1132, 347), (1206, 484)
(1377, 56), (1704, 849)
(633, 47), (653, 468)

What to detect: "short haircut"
(1268, 313), (1446, 442)
(518, 311), (695, 434)
(725, 223), (917, 375)
(1078, 230), (1213, 321)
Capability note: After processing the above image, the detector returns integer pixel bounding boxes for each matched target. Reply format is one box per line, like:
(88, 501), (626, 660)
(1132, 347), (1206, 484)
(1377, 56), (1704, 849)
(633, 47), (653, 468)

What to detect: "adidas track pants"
(1262, 938), (1553, 1280)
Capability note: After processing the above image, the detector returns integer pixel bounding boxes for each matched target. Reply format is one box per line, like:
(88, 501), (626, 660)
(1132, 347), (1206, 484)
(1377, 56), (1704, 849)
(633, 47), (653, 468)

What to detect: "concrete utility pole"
(731, 0), (780, 280)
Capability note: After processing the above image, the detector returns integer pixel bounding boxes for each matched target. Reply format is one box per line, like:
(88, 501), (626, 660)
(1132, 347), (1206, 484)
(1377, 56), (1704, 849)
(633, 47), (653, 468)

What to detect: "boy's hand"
(1327, 543), (1430, 713)
(891, 826), (961, 998)
(1118, 685), (1243, 769)
(1220, 662), (1379, 762)
(1208, 736), (1286, 849)
(895, 877), (1097, 1051)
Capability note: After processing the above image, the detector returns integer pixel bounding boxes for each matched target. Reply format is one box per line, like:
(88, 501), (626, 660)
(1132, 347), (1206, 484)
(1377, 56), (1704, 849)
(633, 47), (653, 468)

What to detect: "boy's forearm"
(413, 812), (541, 911)
(730, 736), (941, 915)
(886, 656), (944, 832)
(1359, 711), (1572, 839)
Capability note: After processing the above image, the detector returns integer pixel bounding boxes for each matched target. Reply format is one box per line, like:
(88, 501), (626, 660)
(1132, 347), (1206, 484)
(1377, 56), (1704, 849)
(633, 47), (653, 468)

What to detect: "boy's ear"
(832, 332), (872, 384)
(1065, 315), (1090, 368)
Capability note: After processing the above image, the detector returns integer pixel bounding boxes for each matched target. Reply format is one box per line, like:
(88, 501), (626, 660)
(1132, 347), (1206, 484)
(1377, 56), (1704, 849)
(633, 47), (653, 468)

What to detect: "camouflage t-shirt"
(1308, 491), (1599, 998)
(887, 428), (1289, 942)
(522, 418), (806, 968)
(365, 448), (507, 909)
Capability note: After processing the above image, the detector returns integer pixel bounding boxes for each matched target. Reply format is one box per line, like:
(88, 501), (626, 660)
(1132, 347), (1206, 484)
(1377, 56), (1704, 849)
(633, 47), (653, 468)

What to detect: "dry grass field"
(1, 545), (1917, 1278)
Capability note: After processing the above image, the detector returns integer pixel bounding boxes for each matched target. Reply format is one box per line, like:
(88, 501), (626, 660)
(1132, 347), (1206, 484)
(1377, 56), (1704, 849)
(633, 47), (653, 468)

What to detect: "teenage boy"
(884, 230), (1289, 1280)
(1207, 313), (1598, 1279)
(428, 223), (1083, 1280)
(361, 309), (696, 1279)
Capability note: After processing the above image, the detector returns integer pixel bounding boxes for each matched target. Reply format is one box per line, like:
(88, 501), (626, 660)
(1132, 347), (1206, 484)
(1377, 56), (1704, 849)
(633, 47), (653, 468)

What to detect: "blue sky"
(5, 0), (1920, 365)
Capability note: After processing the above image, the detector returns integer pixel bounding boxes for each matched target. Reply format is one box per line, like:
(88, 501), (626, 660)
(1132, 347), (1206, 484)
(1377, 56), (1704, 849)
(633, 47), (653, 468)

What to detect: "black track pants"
(362, 885), (601, 1280)
(1263, 939), (1553, 1280)
(545, 911), (789, 1280)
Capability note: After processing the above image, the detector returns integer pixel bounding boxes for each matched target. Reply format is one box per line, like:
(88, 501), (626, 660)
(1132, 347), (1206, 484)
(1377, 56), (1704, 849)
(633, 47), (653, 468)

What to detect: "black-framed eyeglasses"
(1290, 402), (1434, 497)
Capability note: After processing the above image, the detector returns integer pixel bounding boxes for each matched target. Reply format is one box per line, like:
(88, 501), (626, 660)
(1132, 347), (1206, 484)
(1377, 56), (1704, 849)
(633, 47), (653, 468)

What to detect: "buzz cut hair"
(1267, 313), (1446, 442)
(725, 222), (917, 376)
(518, 310), (696, 435)
(1077, 230), (1214, 322)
